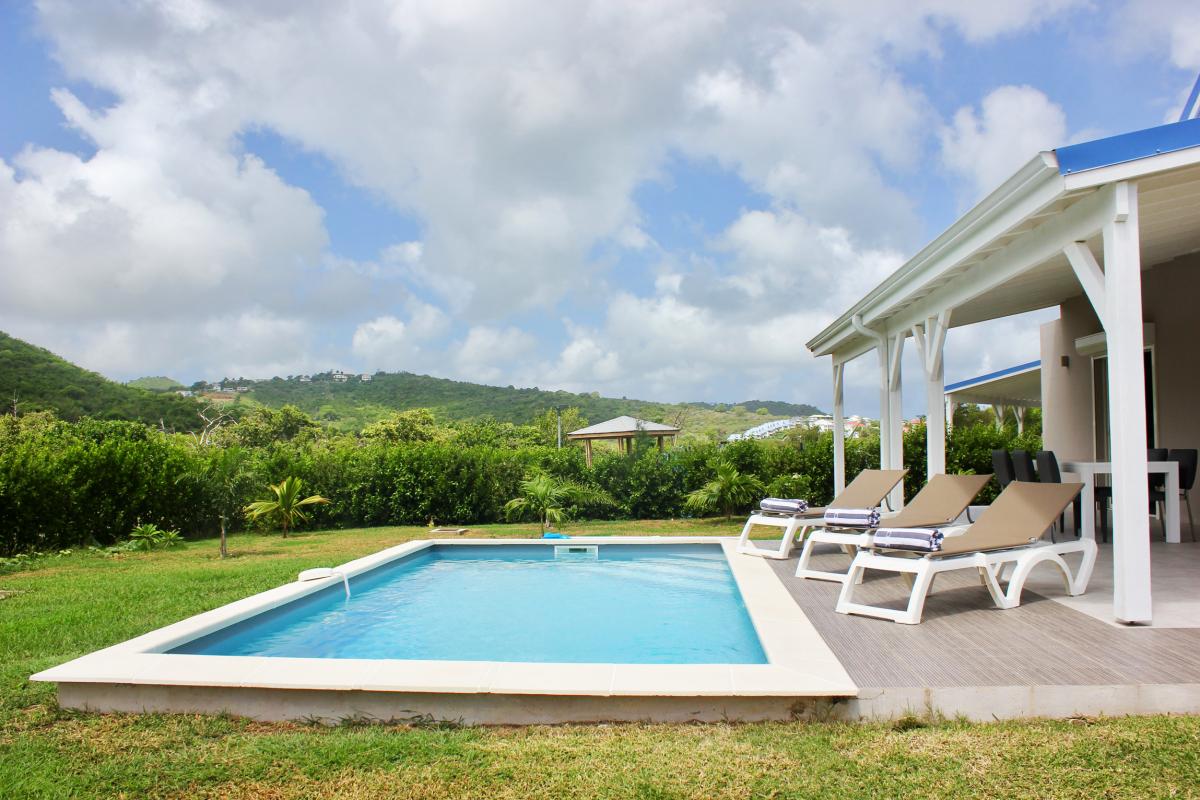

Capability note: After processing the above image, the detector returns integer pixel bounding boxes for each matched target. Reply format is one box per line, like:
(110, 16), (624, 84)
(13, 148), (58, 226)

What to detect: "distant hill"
(126, 376), (185, 392)
(731, 400), (818, 416)
(0, 330), (824, 439)
(244, 371), (823, 439)
(0, 332), (202, 430)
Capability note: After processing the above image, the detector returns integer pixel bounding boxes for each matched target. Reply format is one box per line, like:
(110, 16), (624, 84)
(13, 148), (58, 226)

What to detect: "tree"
(361, 408), (445, 443)
(502, 473), (611, 535)
(684, 461), (765, 519)
(532, 407), (588, 447)
(225, 405), (317, 447)
(243, 476), (330, 538)
(193, 445), (255, 558)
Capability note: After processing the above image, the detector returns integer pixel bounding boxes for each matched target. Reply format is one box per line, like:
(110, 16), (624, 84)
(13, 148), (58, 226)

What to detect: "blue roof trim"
(945, 360), (1040, 393)
(1055, 118), (1200, 175)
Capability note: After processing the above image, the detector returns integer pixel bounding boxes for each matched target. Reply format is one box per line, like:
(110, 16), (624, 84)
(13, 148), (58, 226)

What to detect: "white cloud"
(538, 208), (904, 406)
(5, 0), (1092, 400)
(939, 85), (1068, 199)
(351, 302), (450, 372)
(453, 325), (537, 384)
(1111, 0), (1200, 71)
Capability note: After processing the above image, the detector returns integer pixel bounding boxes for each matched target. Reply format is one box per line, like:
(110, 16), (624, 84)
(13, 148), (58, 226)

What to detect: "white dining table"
(1061, 460), (1180, 543)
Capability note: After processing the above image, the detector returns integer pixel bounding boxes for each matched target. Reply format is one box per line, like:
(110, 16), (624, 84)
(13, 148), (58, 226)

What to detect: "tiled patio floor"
(767, 541), (1200, 687)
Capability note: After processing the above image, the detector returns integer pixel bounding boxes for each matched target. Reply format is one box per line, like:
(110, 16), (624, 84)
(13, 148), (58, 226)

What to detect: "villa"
(807, 114), (1200, 628)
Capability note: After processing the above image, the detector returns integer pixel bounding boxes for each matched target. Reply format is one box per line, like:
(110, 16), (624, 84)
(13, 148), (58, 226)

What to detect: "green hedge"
(0, 412), (1039, 556)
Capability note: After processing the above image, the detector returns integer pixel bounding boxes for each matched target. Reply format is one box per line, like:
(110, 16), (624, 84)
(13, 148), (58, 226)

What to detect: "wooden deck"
(764, 542), (1200, 718)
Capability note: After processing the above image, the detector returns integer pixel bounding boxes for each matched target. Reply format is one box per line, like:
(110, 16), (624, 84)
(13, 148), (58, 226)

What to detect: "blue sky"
(2, 1), (1198, 417)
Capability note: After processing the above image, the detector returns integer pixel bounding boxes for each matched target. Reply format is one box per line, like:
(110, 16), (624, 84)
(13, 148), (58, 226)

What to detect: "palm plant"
(503, 474), (611, 535)
(243, 476), (331, 538)
(684, 461), (765, 520)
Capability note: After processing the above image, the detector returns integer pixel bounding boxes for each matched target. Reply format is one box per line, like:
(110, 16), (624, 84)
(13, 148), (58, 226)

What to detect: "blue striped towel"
(872, 527), (944, 552)
(822, 508), (881, 528)
(759, 498), (809, 515)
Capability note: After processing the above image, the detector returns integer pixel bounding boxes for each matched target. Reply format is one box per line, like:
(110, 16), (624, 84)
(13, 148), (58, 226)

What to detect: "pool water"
(171, 544), (767, 664)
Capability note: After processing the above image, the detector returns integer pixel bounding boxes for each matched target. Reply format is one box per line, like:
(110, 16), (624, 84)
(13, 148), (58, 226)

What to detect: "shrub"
(0, 411), (1040, 556)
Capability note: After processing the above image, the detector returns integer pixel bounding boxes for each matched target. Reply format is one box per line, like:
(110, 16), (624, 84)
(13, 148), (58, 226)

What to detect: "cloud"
(453, 326), (538, 384)
(5, 0), (1089, 403)
(939, 85), (1068, 199)
(1110, 0), (1200, 71)
(351, 302), (450, 372)
(538, 208), (904, 406)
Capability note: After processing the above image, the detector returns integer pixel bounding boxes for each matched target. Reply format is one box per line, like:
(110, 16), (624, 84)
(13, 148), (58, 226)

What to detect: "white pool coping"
(31, 537), (857, 700)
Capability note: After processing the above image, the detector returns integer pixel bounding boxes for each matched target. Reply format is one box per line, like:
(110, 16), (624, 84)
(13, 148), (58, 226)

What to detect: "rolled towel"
(822, 507), (881, 528)
(871, 527), (944, 552)
(759, 497), (809, 515)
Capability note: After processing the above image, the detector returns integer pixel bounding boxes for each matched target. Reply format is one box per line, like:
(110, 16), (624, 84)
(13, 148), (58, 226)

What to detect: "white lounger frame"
(735, 512), (817, 559)
(794, 528), (872, 582)
(794, 514), (962, 583)
(835, 538), (1098, 625)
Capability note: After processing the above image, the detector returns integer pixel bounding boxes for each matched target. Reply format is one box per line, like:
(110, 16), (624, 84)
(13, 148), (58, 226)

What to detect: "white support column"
(832, 361), (846, 494)
(912, 310), (951, 479)
(853, 315), (891, 477)
(1015, 408), (1025, 435)
(877, 341), (891, 471)
(1103, 181), (1152, 624)
(994, 404), (1007, 430)
(854, 314), (903, 509)
(887, 332), (905, 509)
(1064, 242), (1109, 328)
(946, 399), (957, 432)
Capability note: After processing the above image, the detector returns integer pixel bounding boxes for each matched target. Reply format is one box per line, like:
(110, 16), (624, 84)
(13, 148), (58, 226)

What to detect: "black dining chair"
(1149, 448), (1198, 542)
(991, 450), (1015, 491)
(1036, 450), (1080, 540)
(1012, 449), (1037, 483)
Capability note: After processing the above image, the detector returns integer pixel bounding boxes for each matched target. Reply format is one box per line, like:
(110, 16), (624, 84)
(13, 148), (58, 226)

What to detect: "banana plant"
(503, 473), (611, 535)
(684, 461), (765, 519)
(244, 476), (331, 538)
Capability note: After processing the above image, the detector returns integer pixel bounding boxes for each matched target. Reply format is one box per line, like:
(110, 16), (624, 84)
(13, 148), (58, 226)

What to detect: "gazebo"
(567, 415), (680, 467)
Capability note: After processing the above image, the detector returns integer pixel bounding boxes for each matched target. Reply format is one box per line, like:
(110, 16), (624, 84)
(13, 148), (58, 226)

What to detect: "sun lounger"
(795, 473), (992, 583)
(735, 468), (907, 559)
(835, 481), (1096, 624)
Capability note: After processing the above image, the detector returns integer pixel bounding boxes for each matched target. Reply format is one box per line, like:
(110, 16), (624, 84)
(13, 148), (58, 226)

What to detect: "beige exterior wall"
(1040, 252), (1200, 463)
(1142, 253), (1200, 454)
(1041, 295), (1102, 462)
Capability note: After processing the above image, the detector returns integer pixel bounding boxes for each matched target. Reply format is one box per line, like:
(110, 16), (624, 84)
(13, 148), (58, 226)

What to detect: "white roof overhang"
(807, 141), (1200, 364)
(945, 362), (1042, 408)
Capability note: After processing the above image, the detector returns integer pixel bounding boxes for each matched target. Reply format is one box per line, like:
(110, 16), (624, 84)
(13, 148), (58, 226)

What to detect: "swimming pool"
(32, 537), (856, 724)
(172, 543), (767, 664)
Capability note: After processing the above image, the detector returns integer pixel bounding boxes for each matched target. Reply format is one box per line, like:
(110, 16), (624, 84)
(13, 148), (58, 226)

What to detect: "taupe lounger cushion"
(936, 481), (1082, 556)
(770, 468), (907, 519)
(884, 473), (993, 529)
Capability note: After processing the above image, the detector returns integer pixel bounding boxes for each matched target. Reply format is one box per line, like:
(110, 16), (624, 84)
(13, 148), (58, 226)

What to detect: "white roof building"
(807, 111), (1200, 624)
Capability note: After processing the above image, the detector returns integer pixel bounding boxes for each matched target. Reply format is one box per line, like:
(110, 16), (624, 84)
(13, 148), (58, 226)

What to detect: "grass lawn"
(2, 520), (1199, 798)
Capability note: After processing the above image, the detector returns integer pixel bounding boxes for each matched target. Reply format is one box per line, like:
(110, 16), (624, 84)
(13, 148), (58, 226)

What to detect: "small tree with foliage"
(503, 473), (611, 535)
(361, 408), (445, 443)
(684, 461), (765, 519)
(244, 476), (330, 538)
(192, 445), (256, 558)
(532, 407), (588, 447)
